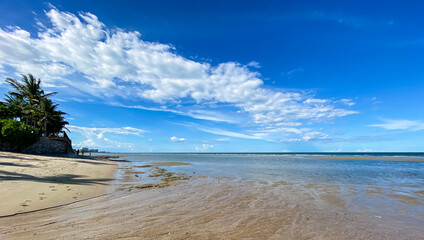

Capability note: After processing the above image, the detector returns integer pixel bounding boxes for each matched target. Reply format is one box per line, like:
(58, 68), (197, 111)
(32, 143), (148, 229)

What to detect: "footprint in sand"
(39, 192), (45, 195)
(39, 197), (46, 200)
(51, 188), (58, 191)
(49, 185), (55, 188)
(20, 200), (31, 207)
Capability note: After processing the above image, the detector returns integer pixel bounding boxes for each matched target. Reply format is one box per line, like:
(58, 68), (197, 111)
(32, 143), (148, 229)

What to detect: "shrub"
(0, 119), (39, 150)
(0, 104), (13, 119)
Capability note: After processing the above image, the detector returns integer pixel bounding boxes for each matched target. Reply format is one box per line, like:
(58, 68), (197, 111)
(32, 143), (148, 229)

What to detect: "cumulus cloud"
(68, 125), (146, 150)
(67, 125), (147, 150)
(370, 119), (424, 131)
(170, 136), (186, 142)
(0, 7), (357, 142)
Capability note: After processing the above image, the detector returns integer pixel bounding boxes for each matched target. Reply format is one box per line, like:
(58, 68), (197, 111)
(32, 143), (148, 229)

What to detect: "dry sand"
(0, 151), (117, 216)
(0, 178), (422, 240)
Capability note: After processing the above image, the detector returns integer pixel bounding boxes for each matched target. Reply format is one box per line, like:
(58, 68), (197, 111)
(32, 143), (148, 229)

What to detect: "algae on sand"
(132, 165), (191, 190)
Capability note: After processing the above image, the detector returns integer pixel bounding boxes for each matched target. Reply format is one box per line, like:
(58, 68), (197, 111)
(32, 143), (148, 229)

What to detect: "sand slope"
(0, 151), (117, 216)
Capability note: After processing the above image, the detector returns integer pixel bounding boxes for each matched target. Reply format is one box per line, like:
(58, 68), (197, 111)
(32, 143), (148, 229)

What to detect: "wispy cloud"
(370, 119), (424, 131)
(338, 98), (356, 106)
(193, 125), (260, 140)
(186, 123), (330, 143)
(306, 10), (394, 28)
(68, 126), (147, 137)
(170, 136), (186, 142)
(284, 67), (303, 79)
(112, 103), (240, 124)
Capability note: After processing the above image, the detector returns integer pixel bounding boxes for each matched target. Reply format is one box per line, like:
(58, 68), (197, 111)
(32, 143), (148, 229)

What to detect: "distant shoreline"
(95, 152), (424, 157)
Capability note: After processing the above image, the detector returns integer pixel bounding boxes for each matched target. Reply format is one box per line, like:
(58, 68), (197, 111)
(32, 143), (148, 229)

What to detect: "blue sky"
(0, 0), (423, 152)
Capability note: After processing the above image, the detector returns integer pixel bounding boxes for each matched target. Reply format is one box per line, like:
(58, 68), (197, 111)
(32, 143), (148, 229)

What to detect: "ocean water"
(113, 153), (424, 227)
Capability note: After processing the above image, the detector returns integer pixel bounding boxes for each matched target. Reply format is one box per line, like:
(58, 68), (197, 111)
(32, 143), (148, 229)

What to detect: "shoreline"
(0, 151), (118, 217)
(1, 177), (422, 239)
(1, 154), (423, 239)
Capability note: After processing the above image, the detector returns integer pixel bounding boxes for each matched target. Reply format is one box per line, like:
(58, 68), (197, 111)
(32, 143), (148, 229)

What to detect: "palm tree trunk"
(44, 114), (48, 136)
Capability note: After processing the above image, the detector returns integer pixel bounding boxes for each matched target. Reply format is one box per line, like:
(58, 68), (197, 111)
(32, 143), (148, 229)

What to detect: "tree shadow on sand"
(0, 162), (36, 167)
(0, 154), (49, 162)
(0, 170), (113, 185)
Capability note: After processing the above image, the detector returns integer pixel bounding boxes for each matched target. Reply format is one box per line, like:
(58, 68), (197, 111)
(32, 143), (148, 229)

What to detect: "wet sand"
(0, 151), (117, 216)
(1, 158), (423, 239)
(304, 156), (424, 161)
(0, 177), (422, 240)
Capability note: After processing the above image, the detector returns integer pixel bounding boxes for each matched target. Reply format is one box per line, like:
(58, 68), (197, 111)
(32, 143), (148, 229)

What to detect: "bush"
(0, 119), (39, 150)
(0, 104), (13, 119)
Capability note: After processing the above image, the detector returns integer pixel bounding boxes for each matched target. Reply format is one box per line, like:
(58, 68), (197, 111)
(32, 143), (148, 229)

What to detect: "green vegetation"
(0, 119), (39, 150)
(0, 74), (68, 150)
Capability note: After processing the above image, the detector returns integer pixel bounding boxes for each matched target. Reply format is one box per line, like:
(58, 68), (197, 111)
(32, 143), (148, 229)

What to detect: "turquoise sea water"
(113, 153), (424, 227)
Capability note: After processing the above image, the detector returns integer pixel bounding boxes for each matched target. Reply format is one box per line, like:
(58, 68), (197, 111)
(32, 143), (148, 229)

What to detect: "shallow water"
(114, 153), (424, 229)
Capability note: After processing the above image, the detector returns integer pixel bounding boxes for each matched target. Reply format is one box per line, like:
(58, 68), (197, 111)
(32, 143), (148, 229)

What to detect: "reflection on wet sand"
(1, 177), (422, 239)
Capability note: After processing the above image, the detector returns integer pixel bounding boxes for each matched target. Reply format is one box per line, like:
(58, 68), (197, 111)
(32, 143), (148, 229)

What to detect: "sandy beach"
(1, 177), (422, 240)
(1, 153), (423, 239)
(0, 151), (117, 217)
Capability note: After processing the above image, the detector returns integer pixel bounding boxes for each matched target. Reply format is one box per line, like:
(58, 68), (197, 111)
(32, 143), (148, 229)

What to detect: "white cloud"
(356, 147), (372, 152)
(192, 125), (260, 140)
(170, 136), (186, 142)
(370, 119), (424, 131)
(246, 61), (260, 68)
(112, 103), (240, 124)
(339, 98), (356, 106)
(0, 7), (357, 142)
(251, 127), (330, 142)
(195, 144), (214, 152)
(371, 97), (382, 104)
(187, 123), (329, 142)
(285, 67), (303, 78)
(326, 148), (342, 152)
(68, 125), (147, 136)
(68, 125), (146, 150)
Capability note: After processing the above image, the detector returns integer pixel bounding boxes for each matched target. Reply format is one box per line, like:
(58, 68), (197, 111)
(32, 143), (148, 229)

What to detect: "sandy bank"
(0, 151), (117, 216)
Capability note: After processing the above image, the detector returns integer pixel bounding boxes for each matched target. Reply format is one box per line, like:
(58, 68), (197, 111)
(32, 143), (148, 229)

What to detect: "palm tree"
(6, 74), (56, 105)
(36, 98), (68, 136)
(3, 94), (25, 120)
(4, 74), (68, 135)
